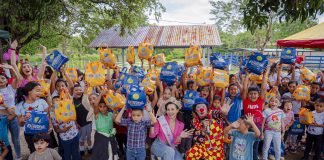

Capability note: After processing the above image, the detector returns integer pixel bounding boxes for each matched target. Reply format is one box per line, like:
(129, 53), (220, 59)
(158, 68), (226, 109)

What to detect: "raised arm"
(241, 71), (249, 99)
(246, 113), (261, 137)
(60, 65), (74, 93)
(0, 64), (19, 89)
(260, 68), (269, 100)
(37, 45), (47, 79)
(291, 64), (295, 81)
(114, 106), (126, 124)
(276, 63), (282, 86)
(10, 40), (23, 83)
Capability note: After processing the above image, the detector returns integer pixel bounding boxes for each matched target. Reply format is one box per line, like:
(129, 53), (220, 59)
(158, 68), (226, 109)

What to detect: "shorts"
(79, 123), (92, 142)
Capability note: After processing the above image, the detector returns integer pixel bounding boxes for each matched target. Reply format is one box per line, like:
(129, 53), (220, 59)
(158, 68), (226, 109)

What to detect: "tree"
(0, 0), (165, 51)
(242, 0), (324, 33)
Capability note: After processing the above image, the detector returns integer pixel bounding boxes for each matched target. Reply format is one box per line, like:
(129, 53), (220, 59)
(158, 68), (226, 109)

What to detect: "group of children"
(0, 41), (323, 160)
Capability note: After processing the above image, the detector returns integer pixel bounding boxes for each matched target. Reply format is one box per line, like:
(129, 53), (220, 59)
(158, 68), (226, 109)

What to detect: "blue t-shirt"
(229, 130), (258, 160)
(226, 94), (243, 123)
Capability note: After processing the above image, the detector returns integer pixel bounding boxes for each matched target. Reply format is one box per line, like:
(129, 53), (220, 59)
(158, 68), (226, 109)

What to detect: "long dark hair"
(16, 81), (41, 104)
(164, 102), (183, 122)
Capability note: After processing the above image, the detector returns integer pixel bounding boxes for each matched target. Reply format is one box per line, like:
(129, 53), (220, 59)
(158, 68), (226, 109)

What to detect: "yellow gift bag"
(299, 108), (314, 125)
(55, 91), (76, 123)
(85, 61), (106, 87)
(103, 90), (126, 111)
(293, 85), (310, 101)
(35, 79), (51, 97)
(140, 77), (156, 95)
(152, 53), (166, 67)
(265, 88), (277, 103)
(127, 46), (135, 64)
(250, 74), (268, 84)
(65, 68), (78, 82)
(147, 69), (160, 82)
(185, 45), (202, 67)
(196, 66), (213, 86)
(300, 67), (316, 83)
(213, 69), (229, 88)
(138, 41), (154, 60)
(100, 47), (117, 69)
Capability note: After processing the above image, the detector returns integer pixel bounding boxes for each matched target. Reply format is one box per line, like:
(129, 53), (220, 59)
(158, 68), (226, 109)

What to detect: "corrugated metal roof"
(89, 25), (222, 48)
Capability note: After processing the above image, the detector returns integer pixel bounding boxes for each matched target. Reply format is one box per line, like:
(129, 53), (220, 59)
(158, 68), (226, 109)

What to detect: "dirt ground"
(8, 128), (313, 160)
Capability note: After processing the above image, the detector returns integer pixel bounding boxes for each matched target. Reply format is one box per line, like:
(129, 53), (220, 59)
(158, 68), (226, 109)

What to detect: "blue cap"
(194, 97), (209, 106)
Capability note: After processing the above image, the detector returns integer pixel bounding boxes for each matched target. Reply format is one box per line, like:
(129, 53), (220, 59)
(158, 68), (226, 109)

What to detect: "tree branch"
(19, 16), (42, 48)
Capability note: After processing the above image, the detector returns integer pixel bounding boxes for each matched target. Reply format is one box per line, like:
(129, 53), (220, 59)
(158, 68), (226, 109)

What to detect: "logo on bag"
(132, 93), (139, 100)
(189, 93), (193, 97)
(104, 53), (108, 57)
(286, 50), (291, 54)
(257, 56), (262, 61)
(127, 78), (134, 83)
(167, 65), (172, 70)
(93, 66), (97, 72)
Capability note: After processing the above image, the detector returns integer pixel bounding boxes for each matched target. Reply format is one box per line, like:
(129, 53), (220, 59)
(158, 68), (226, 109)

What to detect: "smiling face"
(283, 101), (292, 113)
(248, 90), (259, 102)
(73, 86), (83, 98)
(0, 75), (8, 88)
(288, 83), (297, 93)
(89, 94), (98, 106)
(55, 81), (68, 93)
(229, 85), (238, 97)
(98, 103), (108, 114)
(131, 109), (143, 123)
(213, 99), (221, 109)
(195, 104), (208, 118)
(311, 84), (320, 94)
(315, 102), (324, 113)
(269, 97), (280, 109)
(230, 75), (237, 84)
(163, 88), (171, 100)
(200, 86), (209, 99)
(20, 63), (33, 77)
(28, 85), (42, 101)
(166, 103), (179, 119)
(34, 140), (48, 153)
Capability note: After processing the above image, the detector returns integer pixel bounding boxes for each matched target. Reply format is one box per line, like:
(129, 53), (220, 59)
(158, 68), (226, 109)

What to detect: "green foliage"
(242, 0), (324, 33)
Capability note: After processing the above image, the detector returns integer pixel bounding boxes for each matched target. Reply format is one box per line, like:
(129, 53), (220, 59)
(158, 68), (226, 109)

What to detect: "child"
(0, 115), (12, 160)
(283, 81), (301, 116)
(281, 98), (294, 145)
(261, 96), (285, 160)
(0, 140), (9, 160)
(301, 98), (324, 160)
(224, 114), (261, 160)
(91, 98), (118, 160)
(115, 106), (156, 160)
(28, 133), (61, 160)
(306, 82), (321, 111)
(210, 95), (222, 111)
(226, 83), (243, 123)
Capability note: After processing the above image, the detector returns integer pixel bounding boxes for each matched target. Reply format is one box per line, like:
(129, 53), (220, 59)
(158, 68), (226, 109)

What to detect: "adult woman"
(149, 97), (193, 160)
(10, 40), (46, 88)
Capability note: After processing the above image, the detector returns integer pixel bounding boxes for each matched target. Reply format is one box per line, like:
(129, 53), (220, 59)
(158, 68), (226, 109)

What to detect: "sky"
(149, 0), (324, 26)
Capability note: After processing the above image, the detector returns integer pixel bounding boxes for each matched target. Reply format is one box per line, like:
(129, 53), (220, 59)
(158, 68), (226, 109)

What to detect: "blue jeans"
(61, 135), (81, 160)
(151, 139), (183, 160)
(262, 130), (281, 160)
(8, 118), (21, 159)
(126, 147), (146, 160)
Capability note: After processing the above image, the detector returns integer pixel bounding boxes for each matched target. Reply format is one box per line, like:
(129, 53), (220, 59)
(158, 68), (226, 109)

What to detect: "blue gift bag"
(246, 52), (268, 75)
(280, 48), (296, 64)
(183, 90), (199, 111)
(177, 64), (185, 83)
(160, 62), (178, 86)
(126, 86), (147, 109)
(132, 66), (145, 80)
(46, 50), (69, 71)
(210, 52), (227, 70)
(269, 141), (285, 157)
(240, 58), (248, 74)
(289, 118), (305, 135)
(114, 67), (128, 90)
(121, 74), (140, 94)
(25, 111), (49, 134)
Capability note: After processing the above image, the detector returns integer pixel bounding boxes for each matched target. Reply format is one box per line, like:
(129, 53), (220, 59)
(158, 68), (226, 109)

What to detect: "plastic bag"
(280, 48), (296, 64)
(293, 85), (310, 101)
(240, 58), (248, 74)
(46, 50), (69, 71)
(212, 69), (229, 88)
(121, 74), (140, 94)
(65, 68), (78, 82)
(85, 61), (106, 87)
(100, 47), (116, 69)
(55, 91), (76, 123)
(160, 62), (178, 86)
(300, 67), (316, 83)
(152, 53), (166, 67)
(299, 108), (314, 125)
(25, 111), (49, 134)
(114, 67), (128, 90)
(147, 69), (160, 82)
(185, 45), (202, 67)
(138, 41), (154, 60)
(34, 79), (51, 97)
(183, 90), (199, 110)
(132, 66), (145, 80)
(196, 66), (213, 86)
(140, 77), (156, 95)
(246, 52), (269, 75)
(289, 118), (305, 135)
(210, 52), (227, 69)
(103, 90), (126, 111)
(265, 88), (276, 104)
(126, 86), (147, 109)
(126, 46), (135, 64)
(249, 73), (268, 84)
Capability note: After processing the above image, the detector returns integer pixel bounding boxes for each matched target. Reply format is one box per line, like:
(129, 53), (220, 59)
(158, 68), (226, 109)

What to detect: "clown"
(186, 98), (226, 160)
